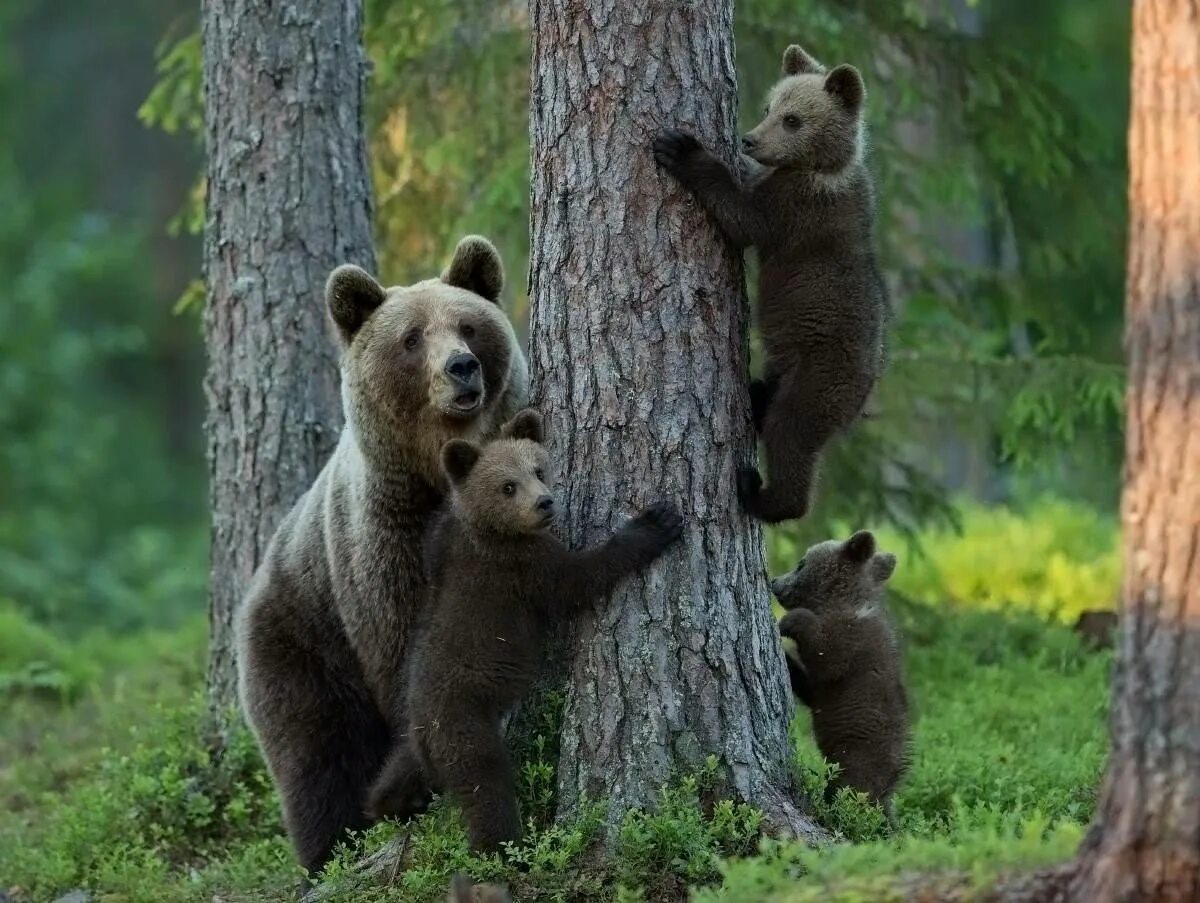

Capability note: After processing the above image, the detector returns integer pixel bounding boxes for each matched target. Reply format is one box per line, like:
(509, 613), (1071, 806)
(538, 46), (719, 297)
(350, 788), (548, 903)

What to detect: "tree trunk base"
(755, 787), (830, 847)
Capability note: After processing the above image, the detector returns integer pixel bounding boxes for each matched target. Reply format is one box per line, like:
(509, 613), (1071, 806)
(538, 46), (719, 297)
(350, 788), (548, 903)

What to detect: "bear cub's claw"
(653, 128), (702, 173)
(736, 467), (763, 512)
(630, 500), (685, 549)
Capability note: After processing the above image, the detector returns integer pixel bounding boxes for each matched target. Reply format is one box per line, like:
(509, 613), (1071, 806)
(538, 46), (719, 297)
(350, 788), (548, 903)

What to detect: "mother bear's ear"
(326, 264), (387, 344)
(442, 235), (505, 303)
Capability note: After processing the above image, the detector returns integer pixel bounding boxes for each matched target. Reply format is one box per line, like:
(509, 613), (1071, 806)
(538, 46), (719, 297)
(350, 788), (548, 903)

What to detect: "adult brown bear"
(235, 236), (527, 873)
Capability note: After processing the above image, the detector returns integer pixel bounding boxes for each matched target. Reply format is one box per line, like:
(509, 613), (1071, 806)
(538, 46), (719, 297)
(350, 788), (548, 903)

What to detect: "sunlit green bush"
(766, 499), (1120, 624)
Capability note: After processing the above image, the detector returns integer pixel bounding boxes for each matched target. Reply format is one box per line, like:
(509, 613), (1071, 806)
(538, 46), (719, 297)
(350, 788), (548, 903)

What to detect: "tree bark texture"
(838, 6), (1200, 900)
(202, 0), (375, 717)
(1067, 1), (1200, 899)
(528, 1), (820, 839)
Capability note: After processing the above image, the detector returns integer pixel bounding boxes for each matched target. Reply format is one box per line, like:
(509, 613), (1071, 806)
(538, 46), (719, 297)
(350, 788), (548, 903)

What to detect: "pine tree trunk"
(528, 1), (820, 838)
(201, 0), (375, 719)
(1064, 1), (1200, 899)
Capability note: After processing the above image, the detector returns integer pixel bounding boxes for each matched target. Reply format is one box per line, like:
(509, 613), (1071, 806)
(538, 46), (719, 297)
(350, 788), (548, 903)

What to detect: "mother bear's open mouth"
(449, 389), (483, 413)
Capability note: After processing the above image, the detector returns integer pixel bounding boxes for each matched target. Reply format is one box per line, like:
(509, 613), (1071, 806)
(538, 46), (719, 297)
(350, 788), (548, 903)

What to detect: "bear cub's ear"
(442, 440), (482, 484)
(782, 44), (824, 76)
(326, 264), (387, 343)
(500, 408), (545, 444)
(443, 235), (505, 304)
(824, 64), (865, 111)
(870, 552), (897, 584)
(843, 529), (876, 564)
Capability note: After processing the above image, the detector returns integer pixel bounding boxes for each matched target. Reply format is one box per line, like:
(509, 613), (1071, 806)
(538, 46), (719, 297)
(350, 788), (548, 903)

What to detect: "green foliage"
(699, 817), (1084, 902)
(615, 757), (765, 896)
(1, 512), (1110, 901)
(0, 0), (206, 635)
(766, 497), (1120, 624)
(0, 190), (207, 632)
(0, 615), (283, 903)
(883, 499), (1120, 623)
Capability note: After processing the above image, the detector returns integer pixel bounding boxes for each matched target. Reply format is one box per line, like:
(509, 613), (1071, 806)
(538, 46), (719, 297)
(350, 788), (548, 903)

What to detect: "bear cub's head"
(325, 235), (517, 428)
(741, 44), (866, 176)
(441, 409), (556, 536)
(771, 530), (896, 614)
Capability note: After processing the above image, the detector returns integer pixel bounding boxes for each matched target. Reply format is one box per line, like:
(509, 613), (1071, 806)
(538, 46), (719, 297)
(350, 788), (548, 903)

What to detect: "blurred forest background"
(1, 0), (1128, 641)
(0, 1), (1136, 899)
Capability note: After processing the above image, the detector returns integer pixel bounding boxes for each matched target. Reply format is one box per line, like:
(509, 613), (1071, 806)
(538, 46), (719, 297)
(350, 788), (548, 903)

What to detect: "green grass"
(0, 503), (1113, 902)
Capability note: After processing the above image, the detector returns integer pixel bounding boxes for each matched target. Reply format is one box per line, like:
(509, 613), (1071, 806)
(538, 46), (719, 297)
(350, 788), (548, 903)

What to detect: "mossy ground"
(0, 504), (1113, 902)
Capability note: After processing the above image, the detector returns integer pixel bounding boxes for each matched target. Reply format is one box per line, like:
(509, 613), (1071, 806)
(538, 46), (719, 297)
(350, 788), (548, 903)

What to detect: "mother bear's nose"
(445, 352), (481, 384)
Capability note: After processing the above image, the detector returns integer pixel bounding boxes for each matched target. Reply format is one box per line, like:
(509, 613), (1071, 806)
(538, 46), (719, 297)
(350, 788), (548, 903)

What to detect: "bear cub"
(773, 530), (910, 817)
(367, 409), (684, 853)
(654, 43), (888, 523)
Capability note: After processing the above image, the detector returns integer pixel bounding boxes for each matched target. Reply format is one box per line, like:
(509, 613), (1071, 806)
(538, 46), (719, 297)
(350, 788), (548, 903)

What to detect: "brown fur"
(1074, 609), (1118, 650)
(653, 44), (888, 522)
(235, 236), (528, 874)
(773, 530), (910, 816)
(367, 410), (684, 853)
(447, 873), (512, 903)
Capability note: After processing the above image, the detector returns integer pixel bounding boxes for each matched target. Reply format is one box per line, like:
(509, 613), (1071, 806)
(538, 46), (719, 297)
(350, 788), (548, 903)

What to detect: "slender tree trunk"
(527, 1), (820, 839)
(1063, 2), (1200, 899)
(201, 0), (375, 719)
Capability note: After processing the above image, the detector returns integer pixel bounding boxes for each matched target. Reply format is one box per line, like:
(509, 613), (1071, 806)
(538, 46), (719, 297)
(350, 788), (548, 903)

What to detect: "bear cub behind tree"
(654, 43), (888, 523)
(773, 530), (910, 818)
(367, 409), (685, 852)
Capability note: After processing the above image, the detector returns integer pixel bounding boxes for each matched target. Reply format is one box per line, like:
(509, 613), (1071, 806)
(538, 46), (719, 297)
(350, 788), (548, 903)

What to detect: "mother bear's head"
(325, 236), (528, 485)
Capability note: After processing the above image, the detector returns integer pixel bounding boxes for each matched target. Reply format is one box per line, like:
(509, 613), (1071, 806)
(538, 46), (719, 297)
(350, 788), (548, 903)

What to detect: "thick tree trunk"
(202, 0), (375, 718)
(1064, 1), (1200, 899)
(528, 1), (820, 839)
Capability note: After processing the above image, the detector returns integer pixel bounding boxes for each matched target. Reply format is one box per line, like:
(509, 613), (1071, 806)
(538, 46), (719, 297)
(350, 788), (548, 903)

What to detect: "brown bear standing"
(235, 236), (528, 873)
(654, 44), (888, 523)
(772, 530), (910, 819)
(367, 410), (684, 853)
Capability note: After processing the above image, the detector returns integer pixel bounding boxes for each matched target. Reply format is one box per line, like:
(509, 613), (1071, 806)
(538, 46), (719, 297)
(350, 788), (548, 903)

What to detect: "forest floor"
(0, 502), (1115, 902)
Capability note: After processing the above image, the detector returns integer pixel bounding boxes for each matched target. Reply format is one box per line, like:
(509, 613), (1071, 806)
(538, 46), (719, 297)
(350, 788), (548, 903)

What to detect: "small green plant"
(615, 756), (765, 897)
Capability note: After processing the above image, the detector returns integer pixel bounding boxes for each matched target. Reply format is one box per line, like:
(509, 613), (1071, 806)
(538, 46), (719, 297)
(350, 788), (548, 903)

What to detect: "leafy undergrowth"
(767, 498), (1120, 624)
(1, 505), (1112, 902)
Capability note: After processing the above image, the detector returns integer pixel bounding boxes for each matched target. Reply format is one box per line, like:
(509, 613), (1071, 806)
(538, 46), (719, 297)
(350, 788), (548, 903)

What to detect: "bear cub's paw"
(736, 467), (763, 511)
(653, 128), (703, 174)
(628, 500), (685, 551)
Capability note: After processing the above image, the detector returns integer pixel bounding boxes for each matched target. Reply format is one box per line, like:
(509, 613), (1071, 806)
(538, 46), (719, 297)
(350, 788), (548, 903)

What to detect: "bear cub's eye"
(783, 114), (801, 130)
(502, 482), (516, 496)
(403, 329), (422, 351)
(535, 468), (545, 481)
(460, 323), (476, 339)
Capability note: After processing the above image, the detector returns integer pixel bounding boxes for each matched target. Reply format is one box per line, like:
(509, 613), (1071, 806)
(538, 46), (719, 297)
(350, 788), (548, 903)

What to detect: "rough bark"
(202, 0), (375, 718)
(1064, 1), (1200, 899)
(528, 1), (821, 839)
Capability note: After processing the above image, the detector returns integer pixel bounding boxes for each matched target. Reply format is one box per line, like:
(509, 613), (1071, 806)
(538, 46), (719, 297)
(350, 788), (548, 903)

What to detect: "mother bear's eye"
(783, 114), (801, 129)
(460, 323), (476, 339)
(403, 328), (422, 351)
(502, 482), (516, 496)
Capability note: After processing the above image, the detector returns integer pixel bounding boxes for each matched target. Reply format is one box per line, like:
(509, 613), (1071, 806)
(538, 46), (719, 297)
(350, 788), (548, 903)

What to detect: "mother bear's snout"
(444, 351), (482, 388)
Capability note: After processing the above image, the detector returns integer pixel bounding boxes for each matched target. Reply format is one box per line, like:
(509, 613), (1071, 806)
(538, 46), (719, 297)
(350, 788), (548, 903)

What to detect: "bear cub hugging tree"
(654, 43), (888, 523)
(773, 530), (910, 818)
(367, 409), (685, 853)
